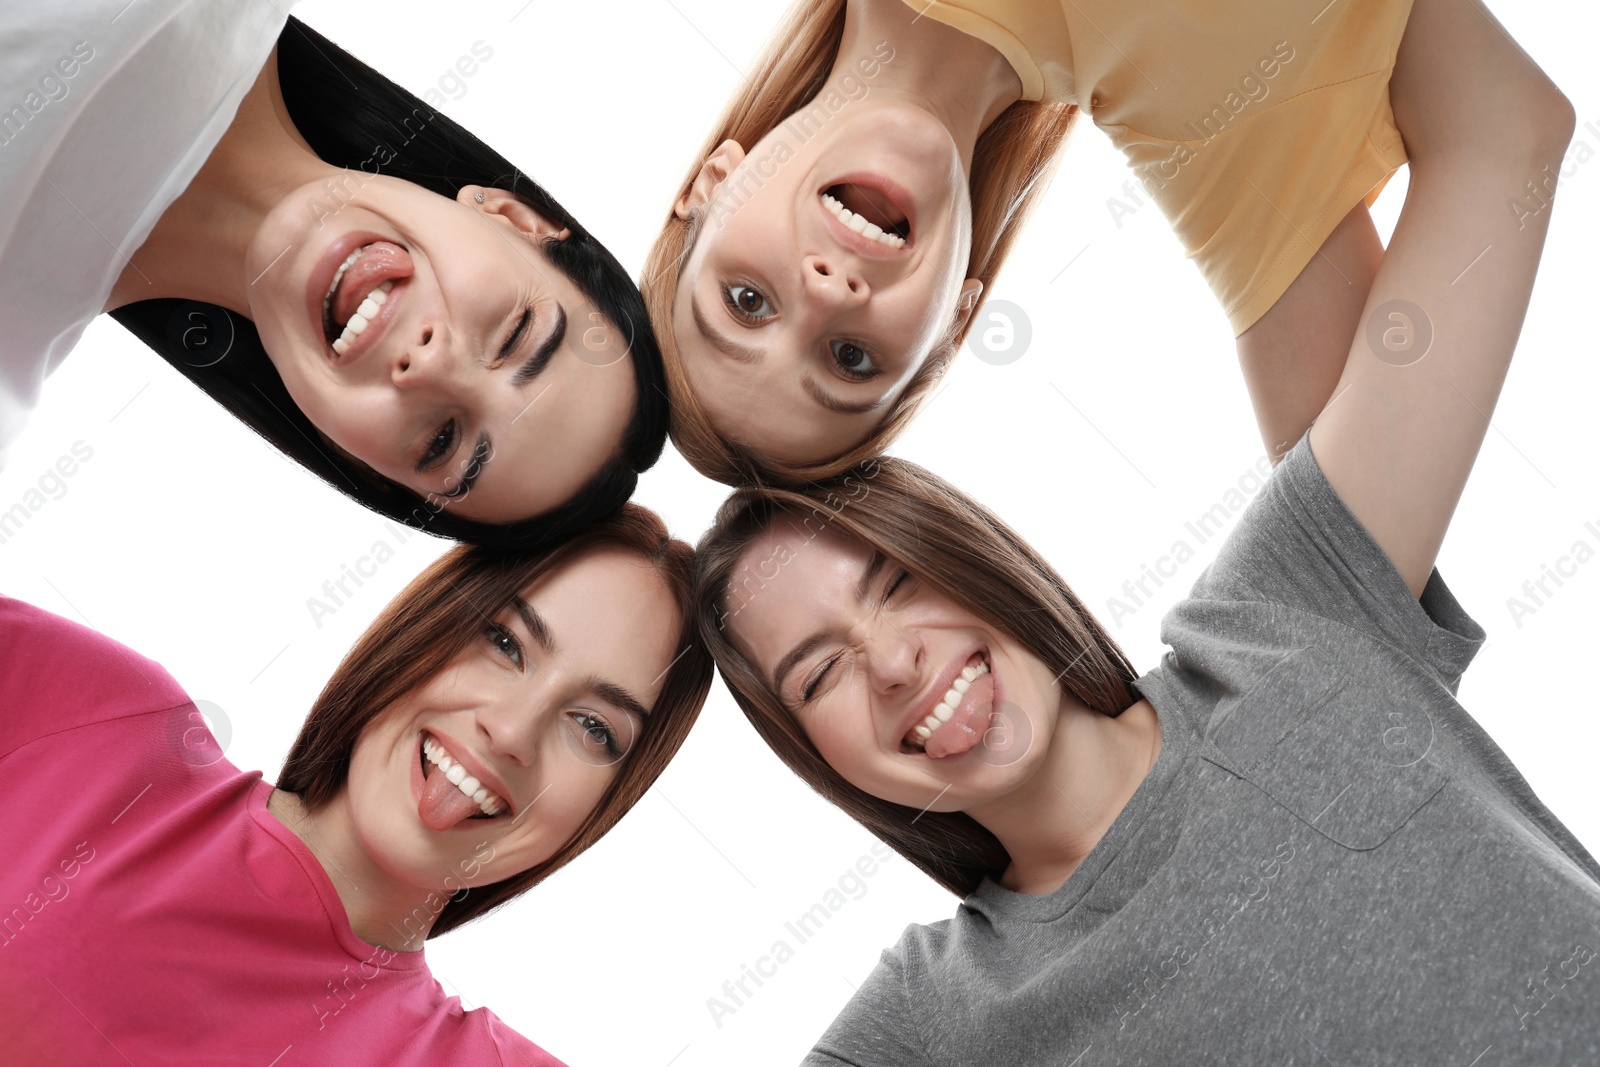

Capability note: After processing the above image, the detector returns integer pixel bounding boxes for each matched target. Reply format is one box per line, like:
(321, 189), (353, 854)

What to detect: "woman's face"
(342, 546), (681, 892)
(245, 178), (637, 522)
(726, 515), (1061, 813)
(672, 100), (981, 467)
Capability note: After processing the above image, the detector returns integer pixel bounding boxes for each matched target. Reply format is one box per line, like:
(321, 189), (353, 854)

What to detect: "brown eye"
(723, 284), (775, 322)
(830, 340), (879, 381)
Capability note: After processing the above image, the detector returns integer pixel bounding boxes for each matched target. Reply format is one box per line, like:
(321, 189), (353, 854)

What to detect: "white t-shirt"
(0, 0), (294, 472)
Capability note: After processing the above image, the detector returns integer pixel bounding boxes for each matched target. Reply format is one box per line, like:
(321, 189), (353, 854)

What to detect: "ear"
(458, 185), (571, 243)
(951, 279), (984, 334)
(673, 140), (747, 221)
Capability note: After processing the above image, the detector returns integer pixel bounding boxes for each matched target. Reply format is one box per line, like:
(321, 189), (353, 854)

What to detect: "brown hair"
(642, 0), (1077, 486)
(277, 504), (713, 936)
(693, 457), (1140, 896)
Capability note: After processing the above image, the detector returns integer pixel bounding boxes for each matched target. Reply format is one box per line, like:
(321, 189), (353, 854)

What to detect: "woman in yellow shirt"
(645, 0), (1436, 483)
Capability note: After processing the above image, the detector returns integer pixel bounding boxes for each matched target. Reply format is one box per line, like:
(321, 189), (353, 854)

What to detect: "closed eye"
(802, 651), (844, 703)
(500, 306), (534, 361)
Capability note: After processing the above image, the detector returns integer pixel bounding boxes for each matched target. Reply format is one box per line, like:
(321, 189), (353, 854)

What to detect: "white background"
(1, 1), (1596, 1063)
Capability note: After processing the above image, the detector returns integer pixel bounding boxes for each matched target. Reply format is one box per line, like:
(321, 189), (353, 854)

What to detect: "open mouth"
(418, 730), (508, 829)
(322, 241), (412, 355)
(822, 182), (911, 249)
(902, 650), (994, 759)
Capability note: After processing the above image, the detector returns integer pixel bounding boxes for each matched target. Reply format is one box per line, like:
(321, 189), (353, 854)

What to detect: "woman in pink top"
(0, 504), (712, 1065)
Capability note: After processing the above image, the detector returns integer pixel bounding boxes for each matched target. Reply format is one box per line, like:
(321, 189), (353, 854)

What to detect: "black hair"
(109, 17), (667, 551)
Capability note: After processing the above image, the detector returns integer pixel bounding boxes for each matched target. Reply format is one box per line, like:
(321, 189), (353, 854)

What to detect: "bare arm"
(1307, 0), (1575, 596)
(1237, 202), (1386, 466)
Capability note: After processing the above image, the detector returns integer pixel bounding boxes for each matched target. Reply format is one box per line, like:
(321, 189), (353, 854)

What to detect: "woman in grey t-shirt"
(691, 0), (1595, 1061)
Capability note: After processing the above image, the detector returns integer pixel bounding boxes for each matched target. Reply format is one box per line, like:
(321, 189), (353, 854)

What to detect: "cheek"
(804, 696), (877, 774)
(302, 387), (406, 469)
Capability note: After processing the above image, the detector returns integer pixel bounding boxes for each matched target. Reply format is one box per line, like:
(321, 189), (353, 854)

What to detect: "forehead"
(724, 514), (873, 671)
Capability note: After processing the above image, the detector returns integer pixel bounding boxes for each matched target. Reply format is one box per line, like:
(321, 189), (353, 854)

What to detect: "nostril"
(421, 326), (433, 345)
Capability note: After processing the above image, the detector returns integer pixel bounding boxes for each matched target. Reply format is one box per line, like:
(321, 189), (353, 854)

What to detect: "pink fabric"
(0, 597), (567, 1066)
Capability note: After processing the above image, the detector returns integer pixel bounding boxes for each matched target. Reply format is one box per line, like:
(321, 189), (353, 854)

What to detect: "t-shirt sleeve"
(803, 948), (933, 1067)
(0, 595), (190, 758)
(1181, 433), (1485, 691)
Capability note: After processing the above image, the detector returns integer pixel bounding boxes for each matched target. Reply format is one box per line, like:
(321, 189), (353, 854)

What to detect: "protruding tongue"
(925, 672), (996, 759)
(333, 241), (414, 327)
(419, 768), (482, 831)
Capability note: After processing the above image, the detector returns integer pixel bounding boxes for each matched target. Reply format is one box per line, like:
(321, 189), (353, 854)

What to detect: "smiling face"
(341, 546), (680, 892)
(672, 101), (981, 468)
(245, 178), (637, 522)
(724, 514), (1062, 813)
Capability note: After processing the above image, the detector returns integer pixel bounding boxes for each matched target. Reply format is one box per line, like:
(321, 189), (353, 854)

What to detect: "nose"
(801, 253), (870, 310)
(864, 619), (922, 696)
(391, 318), (450, 388)
(474, 679), (547, 770)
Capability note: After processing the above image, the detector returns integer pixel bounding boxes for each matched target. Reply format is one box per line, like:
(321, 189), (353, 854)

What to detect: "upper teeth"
(324, 247), (394, 357)
(911, 661), (989, 746)
(821, 193), (907, 248)
(422, 736), (505, 816)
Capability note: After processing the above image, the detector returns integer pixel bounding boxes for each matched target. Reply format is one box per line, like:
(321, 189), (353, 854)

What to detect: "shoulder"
(0, 596), (189, 754)
(1171, 437), (1484, 682)
(479, 1006), (569, 1067)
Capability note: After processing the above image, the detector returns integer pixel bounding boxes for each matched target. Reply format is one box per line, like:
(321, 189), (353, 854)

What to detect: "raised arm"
(1307, 0), (1575, 596)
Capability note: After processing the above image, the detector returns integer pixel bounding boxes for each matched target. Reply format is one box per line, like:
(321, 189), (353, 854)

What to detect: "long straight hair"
(693, 458), (1139, 896)
(110, 17), (668, 552)
(277, 504), (714, 937)
(643, 0), (1077, 486)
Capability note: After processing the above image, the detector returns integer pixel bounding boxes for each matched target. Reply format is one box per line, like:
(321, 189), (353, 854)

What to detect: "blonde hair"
(642, 0), (1076, 486)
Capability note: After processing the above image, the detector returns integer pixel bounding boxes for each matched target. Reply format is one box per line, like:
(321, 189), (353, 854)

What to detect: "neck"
(107, 45), (333, 315)
(970, 697), (1162, 895)
(267, 788), (439, 953)
(831, 0), (1023, 172)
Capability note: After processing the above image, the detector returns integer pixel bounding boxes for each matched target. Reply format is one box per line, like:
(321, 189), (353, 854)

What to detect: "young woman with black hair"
(0, 504), (713, 1063)
(693, 0), (1596, 1060)
(1, 3), (666, 551)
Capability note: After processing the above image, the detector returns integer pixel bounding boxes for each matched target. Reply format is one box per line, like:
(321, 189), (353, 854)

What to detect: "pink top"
(0, 596), (567, 1066)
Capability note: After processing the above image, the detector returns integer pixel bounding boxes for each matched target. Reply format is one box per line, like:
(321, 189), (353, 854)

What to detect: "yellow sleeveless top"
(910, 0), (1413, 335)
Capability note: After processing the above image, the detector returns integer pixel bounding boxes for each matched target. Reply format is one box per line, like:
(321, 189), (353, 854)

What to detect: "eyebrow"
(690, 292), (761, 366)
(512, 304), (567, 387)
(771, 549), (886, 697)
(588, 678), (651, 721)
(512, 597), (554, 652)
(802, 375), (885, 416)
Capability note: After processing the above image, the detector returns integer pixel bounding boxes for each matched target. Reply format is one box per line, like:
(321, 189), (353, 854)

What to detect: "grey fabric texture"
(804, 435), (1600, 1066)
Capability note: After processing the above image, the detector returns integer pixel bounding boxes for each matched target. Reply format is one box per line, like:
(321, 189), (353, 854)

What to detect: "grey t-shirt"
(805, 436), (1600, 1066)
